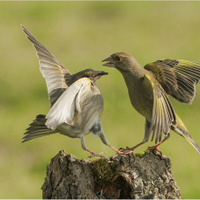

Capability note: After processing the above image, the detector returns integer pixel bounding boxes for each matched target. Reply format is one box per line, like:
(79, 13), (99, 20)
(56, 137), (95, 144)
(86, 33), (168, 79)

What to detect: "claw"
(109, 145), (128, 158)
(147, 146), (163, 156)
(119, 142), (145, 152)
(124, 150), (135, 156)
(147, 138), (167, 156)
(111, 149), (135, 159)
(87, 149), (105, 158)
(119, 146), (130, 151)
(111, 150), (127, 158)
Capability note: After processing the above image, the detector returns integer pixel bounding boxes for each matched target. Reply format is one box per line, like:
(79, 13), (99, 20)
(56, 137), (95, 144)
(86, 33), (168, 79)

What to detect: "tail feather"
(182, 131), (200, 155)
(22, 114), (57, 143)
(173, 114), (200, 155)
(173, 126), (200, 155)
(26, 125), (49, 131)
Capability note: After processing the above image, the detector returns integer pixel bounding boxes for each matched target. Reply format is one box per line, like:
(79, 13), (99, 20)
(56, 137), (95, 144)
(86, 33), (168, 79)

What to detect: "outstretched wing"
(21, 25), (71, 107)
(45, 78), (92, 130)
(142, 74), (176, 144)
(144, 59), (200, 104)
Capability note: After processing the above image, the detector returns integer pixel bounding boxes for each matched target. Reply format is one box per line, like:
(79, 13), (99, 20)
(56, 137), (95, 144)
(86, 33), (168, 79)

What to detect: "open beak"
(102, 56), (115, 67)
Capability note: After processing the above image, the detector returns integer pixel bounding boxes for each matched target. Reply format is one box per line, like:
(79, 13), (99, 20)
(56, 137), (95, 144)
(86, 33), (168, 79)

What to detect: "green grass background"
(1, 1), (200, 198)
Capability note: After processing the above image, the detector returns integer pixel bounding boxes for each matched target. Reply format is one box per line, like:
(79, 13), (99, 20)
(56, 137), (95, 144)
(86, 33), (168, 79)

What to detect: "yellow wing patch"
(143, 74), (176, 144)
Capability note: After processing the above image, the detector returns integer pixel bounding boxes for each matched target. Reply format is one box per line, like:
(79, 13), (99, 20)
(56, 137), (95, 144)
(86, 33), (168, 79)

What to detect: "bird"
(21, 25), (122, 158)
(102, 52), (200, 155)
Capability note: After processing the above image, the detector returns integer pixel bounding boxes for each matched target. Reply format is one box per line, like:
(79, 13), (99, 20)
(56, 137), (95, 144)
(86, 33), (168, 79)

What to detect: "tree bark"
(41, 149), (182, 199)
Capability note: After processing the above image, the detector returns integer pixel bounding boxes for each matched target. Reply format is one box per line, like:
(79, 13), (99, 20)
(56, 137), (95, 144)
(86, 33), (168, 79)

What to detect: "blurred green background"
(1, 1), (200, 198)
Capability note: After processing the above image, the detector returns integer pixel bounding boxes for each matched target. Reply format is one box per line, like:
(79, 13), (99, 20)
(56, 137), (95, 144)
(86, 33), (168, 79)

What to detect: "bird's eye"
(157, 60), (163, 63)
(116, 56), (121, 61)
(85, 73), (90, 77)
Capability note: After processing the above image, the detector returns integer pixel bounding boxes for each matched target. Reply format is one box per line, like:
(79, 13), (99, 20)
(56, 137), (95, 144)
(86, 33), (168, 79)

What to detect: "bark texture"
(41, 149), (182, 199)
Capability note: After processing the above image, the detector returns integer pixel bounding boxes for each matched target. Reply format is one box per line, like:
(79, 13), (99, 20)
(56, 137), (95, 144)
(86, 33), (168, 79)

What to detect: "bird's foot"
(111, 150), (128, 158)
(119, 146), (132, 151)
(108, 145), (134, 158)
(87, 149), (105, 158)
(108, 145), (127, 158)
(111, 150), (135, 158)
(147, 138), (167, 156)
(119, 142), (144, 152)
(115, 146), (135, 157)
(147, 145), (163, 156)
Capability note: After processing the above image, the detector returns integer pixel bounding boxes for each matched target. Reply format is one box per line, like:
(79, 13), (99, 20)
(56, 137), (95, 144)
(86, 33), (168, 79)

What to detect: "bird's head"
(102, 52), (138, 72)
(68, 69), (108, 85)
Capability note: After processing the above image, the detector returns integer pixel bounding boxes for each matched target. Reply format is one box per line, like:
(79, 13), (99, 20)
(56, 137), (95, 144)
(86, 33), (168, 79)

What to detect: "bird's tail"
(22, 114), (57, 143)
(172, 114), (200, 155)
(182, 130), (200, 155)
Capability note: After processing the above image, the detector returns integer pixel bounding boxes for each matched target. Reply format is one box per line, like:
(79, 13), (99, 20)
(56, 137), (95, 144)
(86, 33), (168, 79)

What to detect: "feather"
(144, 74), (176, 144)
(45, 78), (92, 130)
(144, 59), (200, 104)
(21, 25), (70, 107)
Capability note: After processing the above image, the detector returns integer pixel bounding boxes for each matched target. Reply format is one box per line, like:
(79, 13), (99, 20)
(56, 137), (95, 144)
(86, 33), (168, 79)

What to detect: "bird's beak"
(97, 71), (108, 76)
(93, 70), (108, 80)
(102, 56), (115, 67)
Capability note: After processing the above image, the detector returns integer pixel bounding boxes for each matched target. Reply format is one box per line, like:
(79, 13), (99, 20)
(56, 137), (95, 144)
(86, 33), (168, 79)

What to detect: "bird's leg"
(80, 137), (104, 158)
(147, 133), (170, 155)
(115, 142), (145, 157)
(109, 145), (123, 155)
(119, 141), (145, 152)
(147, 138), (167, 155)
(96, 129), (126, 157)
(86, 149), (104, 158)
(108, 145), (127, 158)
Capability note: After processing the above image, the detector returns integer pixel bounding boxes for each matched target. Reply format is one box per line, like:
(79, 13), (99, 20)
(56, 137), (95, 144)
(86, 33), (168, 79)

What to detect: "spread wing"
(144, 59), (200, 104)
(45, 78), (92, 130)
(21, 25), (71, 107)
(143, 74), (176, 144)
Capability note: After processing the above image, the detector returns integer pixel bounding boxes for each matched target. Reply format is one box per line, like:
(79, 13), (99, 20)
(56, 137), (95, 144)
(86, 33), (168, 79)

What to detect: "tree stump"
(41, 149), (182, 199)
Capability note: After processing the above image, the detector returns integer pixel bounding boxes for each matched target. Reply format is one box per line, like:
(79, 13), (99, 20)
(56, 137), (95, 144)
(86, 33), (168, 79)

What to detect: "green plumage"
(144, 59), (200, 104)
(102, 52), (200, 155)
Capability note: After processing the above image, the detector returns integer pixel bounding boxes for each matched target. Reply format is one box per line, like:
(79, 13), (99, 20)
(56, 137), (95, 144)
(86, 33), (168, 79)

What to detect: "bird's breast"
(73, 84), (104, 131)
(123, 74), (153, 120)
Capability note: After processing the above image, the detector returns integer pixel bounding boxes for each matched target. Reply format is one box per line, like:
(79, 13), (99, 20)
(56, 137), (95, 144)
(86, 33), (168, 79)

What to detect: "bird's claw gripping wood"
(147, 145), (163, 156)
(119, 146), (131, 151)
(111, 150), (130, 158)
(115, 146), (135, 157)
(111, 150), (135, 159)
(108, 145), (124, 156)
(147, 138), (167, 156)
(87, 150), (105, 158)
(119, 141), (145, 152)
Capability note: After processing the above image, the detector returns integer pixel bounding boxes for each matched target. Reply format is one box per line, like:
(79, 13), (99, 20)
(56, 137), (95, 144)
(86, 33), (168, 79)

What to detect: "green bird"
(21, 25), (122, 157)
(102, 52), (200, 155)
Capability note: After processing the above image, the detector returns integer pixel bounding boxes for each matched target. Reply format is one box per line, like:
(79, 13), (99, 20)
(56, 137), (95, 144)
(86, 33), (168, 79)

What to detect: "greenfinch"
(21, 25), (122, 157)
(102, 52), (200, 155)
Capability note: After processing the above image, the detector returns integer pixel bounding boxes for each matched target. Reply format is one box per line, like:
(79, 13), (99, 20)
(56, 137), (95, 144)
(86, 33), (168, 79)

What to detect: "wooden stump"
(41, 149), (182, 199)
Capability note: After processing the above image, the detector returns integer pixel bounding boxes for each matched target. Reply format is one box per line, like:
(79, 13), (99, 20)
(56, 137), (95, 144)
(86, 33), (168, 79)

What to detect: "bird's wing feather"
(143, 74), (176, 144)
(21, 25), (71, 107)
(144, 59), (200, 104)
(75, 92), (103, 132)
(45, 78), (91, 130)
